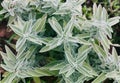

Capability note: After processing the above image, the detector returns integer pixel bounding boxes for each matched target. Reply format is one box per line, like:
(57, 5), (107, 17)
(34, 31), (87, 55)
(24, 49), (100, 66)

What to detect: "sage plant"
(0, 0), (120, 83)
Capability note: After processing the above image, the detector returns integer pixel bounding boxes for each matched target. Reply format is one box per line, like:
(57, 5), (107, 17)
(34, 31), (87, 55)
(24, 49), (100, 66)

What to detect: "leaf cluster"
(0, 0), (120, 83)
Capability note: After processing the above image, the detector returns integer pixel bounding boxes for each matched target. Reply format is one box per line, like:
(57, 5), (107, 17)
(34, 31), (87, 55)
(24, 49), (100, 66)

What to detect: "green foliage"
(0, 0), (120, 83)
(9, 14), (47, 54)
(0, 46), (57, 83)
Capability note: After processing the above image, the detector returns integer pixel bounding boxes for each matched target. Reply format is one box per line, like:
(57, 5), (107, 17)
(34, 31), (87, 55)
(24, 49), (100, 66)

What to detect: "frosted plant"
(0, 0), (120, 83)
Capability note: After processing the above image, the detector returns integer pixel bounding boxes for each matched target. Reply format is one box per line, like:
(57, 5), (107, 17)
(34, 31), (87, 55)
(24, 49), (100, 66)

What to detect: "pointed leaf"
(75, 33), (90, 39)
(96, 4), (102, 20)
(68, 36), (90, 45)
(92, 73), (106, 83)
(0, 51), (15, 68)
(82, 62), (98, 76)
(33, 14), (47, 33)
(92, 42), (107, 60)
(50, 62), (66, 70)
(8, 16), (16, 24)
(35, 68), (57, 76)
(64, 18), (73, 36)
(40, 38), (63, 52)
(101, 7), (108, 21)
(48, 17), (63, 36)
(16, 16), (25, 30)
(65, 68), (75, 77)
(59, 64), (71, 74)
(27, 35), (43, 45)
(108, 16), (120, 26)
(77, 45), (91, 63)
(8, 24), (22, 36)
(0, 9), (7, 14)
(5, 45), (16, 61)
(1, 64), (14, 72)
(64, 43), (75, 65)
(77, 66), (93, 77)
(112, 47), (118, 64)
(77, 38), (91, 45)
(23, 20), (32, 34)
(16, 37), (26, 52)
(1, 73), (16, 83)
(93, 3), (97, 19)
(99, 32), (111, 51)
